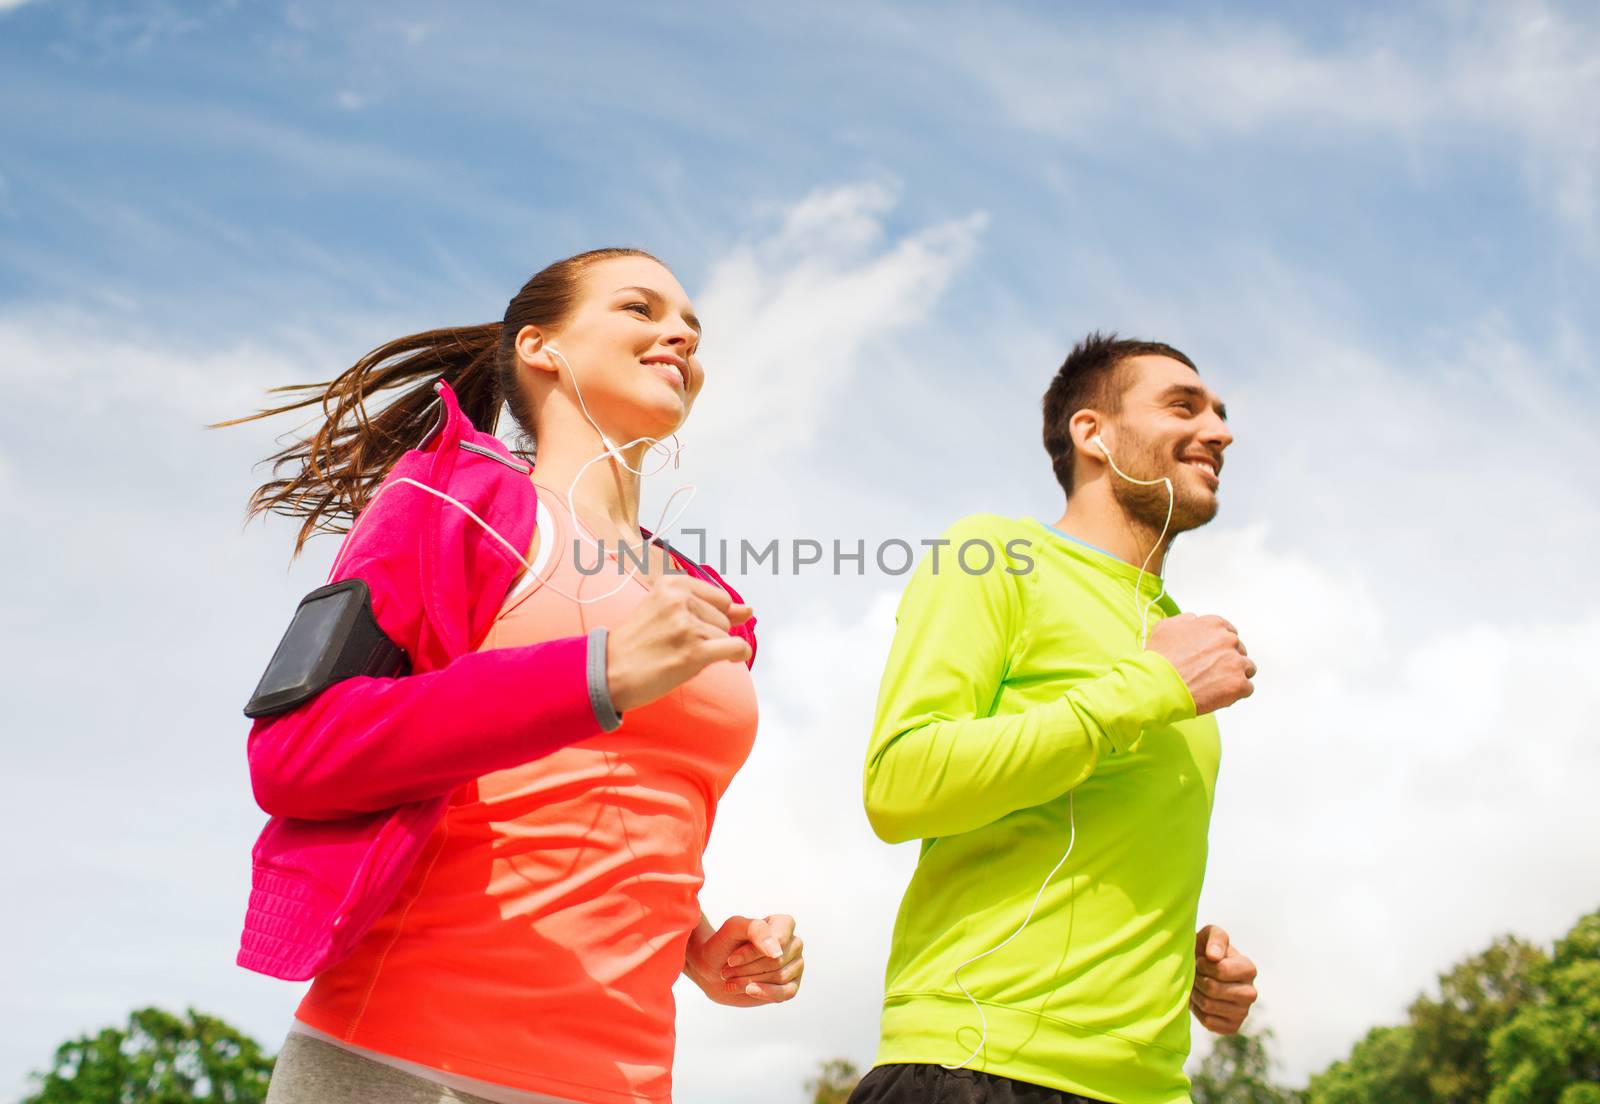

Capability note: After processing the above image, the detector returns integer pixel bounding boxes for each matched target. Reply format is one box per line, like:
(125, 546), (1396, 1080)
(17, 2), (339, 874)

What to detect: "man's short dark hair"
(1042, 332), (1197, 496)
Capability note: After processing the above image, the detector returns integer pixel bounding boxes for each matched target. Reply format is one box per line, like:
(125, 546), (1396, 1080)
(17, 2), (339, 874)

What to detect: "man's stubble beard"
(1107, 434), (1219, 538)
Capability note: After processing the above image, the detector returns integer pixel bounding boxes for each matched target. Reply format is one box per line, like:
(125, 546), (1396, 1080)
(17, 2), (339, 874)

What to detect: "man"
(850, 334), (1260, 1104)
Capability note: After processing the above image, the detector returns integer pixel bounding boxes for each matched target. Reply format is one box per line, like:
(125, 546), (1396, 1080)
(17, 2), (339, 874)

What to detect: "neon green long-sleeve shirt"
(864, 513), (1221, 1104)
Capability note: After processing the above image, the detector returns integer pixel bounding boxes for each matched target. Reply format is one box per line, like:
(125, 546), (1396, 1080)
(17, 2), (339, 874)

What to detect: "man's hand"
(1146, 613), (1257, 715)
(1191, 924), (1258, 1035)
(683, 914), (804, 1008)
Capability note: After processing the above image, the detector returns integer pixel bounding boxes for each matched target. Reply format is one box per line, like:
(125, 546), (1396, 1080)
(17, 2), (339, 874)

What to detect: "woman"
(229, 248), (803, 1104)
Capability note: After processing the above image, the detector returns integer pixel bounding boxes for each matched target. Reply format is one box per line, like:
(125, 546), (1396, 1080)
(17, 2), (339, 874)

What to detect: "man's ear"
(1069, 409), (1104, 460)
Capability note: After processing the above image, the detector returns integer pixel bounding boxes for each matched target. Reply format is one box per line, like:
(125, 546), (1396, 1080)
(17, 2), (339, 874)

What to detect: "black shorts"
(846, 1063), (1110, 1104)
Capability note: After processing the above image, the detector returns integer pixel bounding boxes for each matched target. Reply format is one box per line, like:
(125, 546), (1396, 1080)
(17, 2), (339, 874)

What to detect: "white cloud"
(0, 0), (34, 12)
(0, 306), (399, 428)
(892, 1), (1600, 243)
(685, 181), (988, 463)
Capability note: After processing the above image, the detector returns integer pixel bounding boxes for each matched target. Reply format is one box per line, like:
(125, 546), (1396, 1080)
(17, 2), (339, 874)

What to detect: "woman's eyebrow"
(615, 286), (702, 336)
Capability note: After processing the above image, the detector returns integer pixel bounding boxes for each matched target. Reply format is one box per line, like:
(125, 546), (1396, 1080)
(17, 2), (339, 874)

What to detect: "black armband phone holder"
(243, 578), (411, 719)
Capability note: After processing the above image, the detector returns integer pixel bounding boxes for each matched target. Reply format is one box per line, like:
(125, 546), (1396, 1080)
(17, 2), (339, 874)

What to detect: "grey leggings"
(265, 1032), (504, 1104)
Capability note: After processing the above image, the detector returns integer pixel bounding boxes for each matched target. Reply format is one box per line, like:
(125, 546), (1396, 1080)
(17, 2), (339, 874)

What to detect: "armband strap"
(243, 579), (410, 719)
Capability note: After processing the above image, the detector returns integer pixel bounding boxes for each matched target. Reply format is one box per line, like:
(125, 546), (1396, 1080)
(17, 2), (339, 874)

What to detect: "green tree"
(1488, 909), (1600, 1104)
(805, 1058), (861, 1104)
(21, 1007), (274, 1104)
(1407, 935), (1547, 1102)
(1305, 1025), (1429, 1104)
(1306, 908), (1600, 1103)
(1190, 1028), (1302, 1104)
(1306, 935), (1545, 1103)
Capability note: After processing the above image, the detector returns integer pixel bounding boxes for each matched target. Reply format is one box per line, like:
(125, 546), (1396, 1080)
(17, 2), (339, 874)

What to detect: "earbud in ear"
(1090, 434), (1109, 457)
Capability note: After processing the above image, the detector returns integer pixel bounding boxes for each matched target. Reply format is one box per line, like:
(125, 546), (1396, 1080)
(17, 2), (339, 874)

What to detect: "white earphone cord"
(328, 347), (697, 607)
(546, 345), (697, 604)
(1092, 436), (1174, 648)
(942, 793), (1077, 1071)
(942, 436), (1174, 1071)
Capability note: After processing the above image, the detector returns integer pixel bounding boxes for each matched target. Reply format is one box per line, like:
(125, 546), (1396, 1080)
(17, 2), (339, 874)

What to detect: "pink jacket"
(237, 380), (756, 981)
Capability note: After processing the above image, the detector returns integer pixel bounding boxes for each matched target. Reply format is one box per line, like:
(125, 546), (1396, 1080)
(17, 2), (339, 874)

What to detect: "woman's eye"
(624, 302), (651, 317)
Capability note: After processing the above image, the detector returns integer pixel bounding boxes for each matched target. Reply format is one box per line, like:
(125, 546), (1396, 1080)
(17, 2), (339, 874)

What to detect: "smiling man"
(851, 334), (1261, 1104)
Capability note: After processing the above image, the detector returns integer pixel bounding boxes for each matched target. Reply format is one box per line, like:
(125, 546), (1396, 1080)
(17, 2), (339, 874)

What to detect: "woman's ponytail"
(216, 323), (503, 555)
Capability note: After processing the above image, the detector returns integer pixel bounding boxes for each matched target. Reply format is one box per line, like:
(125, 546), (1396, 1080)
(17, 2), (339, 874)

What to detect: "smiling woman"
(218, 249), (805, 1104)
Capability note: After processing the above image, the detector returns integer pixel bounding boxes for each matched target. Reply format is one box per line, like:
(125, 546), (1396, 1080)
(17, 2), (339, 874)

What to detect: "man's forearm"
(864, 652), (1194, 843)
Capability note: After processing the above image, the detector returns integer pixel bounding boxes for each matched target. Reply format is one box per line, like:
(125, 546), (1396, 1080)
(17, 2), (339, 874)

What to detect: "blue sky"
(2, 1), (1598, 1100)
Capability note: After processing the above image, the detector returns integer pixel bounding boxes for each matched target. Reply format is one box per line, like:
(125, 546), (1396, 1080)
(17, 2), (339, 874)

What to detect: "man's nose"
(1200, 412), (1233, 451)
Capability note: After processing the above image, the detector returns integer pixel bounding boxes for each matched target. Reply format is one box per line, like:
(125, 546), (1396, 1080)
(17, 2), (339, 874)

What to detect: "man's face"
(1102, 355), (1233, 534)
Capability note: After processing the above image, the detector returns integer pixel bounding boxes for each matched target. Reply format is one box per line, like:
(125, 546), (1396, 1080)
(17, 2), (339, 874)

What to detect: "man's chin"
(1174, 492), (1220, 532)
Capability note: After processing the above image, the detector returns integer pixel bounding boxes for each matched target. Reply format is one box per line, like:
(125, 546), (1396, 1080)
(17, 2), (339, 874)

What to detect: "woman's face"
(525, 255), (705, 446)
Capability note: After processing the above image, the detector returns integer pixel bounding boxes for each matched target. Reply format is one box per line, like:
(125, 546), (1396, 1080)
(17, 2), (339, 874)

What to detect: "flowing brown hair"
(217, 247), (658, 555)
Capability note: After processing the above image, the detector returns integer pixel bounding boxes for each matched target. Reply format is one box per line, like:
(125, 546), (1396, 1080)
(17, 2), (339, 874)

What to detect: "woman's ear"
(515, 325), (557, 375)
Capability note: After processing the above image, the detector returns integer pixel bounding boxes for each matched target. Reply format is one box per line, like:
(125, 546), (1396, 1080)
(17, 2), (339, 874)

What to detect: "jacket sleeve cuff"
(1066, 650), (1198, 755)
(587, 627), (624, 732)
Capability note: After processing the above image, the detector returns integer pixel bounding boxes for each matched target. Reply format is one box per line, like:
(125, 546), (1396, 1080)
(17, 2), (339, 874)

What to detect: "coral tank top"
(295, 481), (760, 1104)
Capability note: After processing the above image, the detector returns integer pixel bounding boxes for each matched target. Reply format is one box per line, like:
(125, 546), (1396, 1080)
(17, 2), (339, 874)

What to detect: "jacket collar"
(422, 379), (533, 473)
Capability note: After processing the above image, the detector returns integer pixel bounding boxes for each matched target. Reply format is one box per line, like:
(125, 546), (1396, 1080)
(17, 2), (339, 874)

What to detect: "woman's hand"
(683, 914), (804, 1007)
(608, 576), (752, 713)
